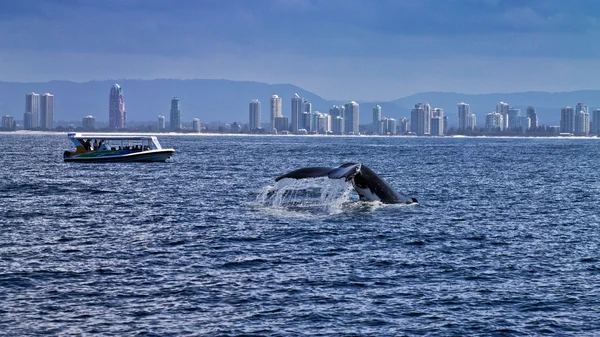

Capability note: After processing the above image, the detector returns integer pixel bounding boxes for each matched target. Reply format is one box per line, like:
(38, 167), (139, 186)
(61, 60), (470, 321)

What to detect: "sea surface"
(2, 133), (600, 336)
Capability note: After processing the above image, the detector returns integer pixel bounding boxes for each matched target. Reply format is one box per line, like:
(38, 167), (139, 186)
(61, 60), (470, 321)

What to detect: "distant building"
(2, 115), (14, 129)
(372, 105), (381, 131)
(82, 115), (96, 130)
(457, 102), (470, 132)
(387, 118), (397, 135)
(398, 117), (409, 134)
(468, 113), (476, 131)
(274, 116), (289, 133)
(158, 115), (166, 131)
(301, 112), (312, 132)
(431, 108), (444, 136)
(329, 105), (345, 119)
(526, 106), (538, 129)
(592, 109), (600, 135)
(496, 102), (509, 130)
(25, 92), (39, 129)
(575, 104), (590, 136)
(170, 97), (181, 131)
(485, 112), (503, 130)
(560, 106), (575, 134)
(40, 93), (54, 130)
(443, 116), (448, 135)
(343, 101), (359, 134)
(332, 116), (344, 135)
(291, 93), (303, 133)
(109, 84), (126, 129)
(249, 99), (261, 130)
(23, 111), (33, 130)
(519, 116), (531, 134)
(270, 95), (282, 132)
(192, 118), (201, 133)
(508, 108), (520, 130)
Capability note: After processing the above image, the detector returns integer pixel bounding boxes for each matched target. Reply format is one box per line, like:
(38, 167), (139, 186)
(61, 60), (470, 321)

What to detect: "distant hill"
(1, 79), (598, 126)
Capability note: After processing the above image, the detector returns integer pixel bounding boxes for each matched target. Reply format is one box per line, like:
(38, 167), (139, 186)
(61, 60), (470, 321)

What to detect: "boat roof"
(68, 133), (160, 140)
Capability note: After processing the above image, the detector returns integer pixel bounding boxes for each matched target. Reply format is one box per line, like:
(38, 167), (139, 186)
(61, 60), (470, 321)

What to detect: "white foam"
(257, 177), (355, 215)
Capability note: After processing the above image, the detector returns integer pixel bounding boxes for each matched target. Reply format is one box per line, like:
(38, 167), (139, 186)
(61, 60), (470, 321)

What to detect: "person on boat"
(93, 140), (99, 150)
(84, 139), (91, 150)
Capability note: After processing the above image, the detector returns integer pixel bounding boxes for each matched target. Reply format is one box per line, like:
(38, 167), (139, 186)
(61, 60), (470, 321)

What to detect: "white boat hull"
(64, 149), (175, 162)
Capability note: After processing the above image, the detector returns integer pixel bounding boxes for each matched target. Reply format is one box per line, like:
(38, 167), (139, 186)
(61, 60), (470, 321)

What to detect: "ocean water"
(1, 133), (600, 336)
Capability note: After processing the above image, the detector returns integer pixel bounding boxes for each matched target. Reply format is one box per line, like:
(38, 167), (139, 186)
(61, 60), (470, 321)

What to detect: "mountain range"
(1, 79), (599, 126)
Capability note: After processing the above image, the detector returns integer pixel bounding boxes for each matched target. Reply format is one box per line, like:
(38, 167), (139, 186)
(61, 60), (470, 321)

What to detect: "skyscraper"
(40, 93), (54, 130)
(344, 101), (359, 135)
(192, 118), (201, 133)
(575, 104), (590, 136)
(431, 108), (444, 136)
(83, 115), (96, 130)
(508, 108), (520, 130)
(23, 112), (33, 130)
(329, 105), (345, 119)
(109, 84), (126, 129)
(457, 102), (470, 131)
(372, 105), (381, 131)
(526, 106), (538, 129)
(291, 93), (303, 133)
(249, 99), (261, 130)
(270, 95), (282, 132)
(592, 109), (600, 135)
(560, 106), (575, 134)
(170, 97), (181, 131)
(25, 92), (39, 129)
(496, 102), (509, 130)
(485, 112), (503, 130)
(411, 103), (430, 135)
(158, 115), (166, 131)
(274, 116), (289, 133)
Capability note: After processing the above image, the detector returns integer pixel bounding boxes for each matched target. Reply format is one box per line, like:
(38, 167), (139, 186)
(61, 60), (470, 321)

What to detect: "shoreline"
(1, 130), (598, 139)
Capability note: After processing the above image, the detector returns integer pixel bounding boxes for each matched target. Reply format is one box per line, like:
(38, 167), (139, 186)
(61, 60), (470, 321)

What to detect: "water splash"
(257, 177), (355, 214)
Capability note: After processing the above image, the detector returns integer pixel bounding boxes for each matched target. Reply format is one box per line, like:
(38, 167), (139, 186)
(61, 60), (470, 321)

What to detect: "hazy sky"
(2, 0), (600, 100)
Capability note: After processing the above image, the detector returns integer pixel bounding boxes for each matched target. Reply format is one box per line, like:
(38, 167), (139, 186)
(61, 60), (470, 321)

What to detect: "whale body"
(275, 162), (418, 204)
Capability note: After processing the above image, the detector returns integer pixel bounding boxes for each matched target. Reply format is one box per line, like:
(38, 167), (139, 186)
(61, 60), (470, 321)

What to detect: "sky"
(2, 0), (600, 101)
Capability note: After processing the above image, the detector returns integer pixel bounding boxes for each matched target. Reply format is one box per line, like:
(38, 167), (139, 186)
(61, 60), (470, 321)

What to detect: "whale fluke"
(275, 162), (417, 204)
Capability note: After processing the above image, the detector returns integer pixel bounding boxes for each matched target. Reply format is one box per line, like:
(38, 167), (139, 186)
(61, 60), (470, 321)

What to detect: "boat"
(63, 133), (175, 162)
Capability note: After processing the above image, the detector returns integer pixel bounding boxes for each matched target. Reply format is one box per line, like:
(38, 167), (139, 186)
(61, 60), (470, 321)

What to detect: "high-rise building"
(560, 106), (575, 134)
(332, 116), (344, 135)
(398, 117), (410, 134)
(387, 118), (397, 135)
(410, 104), (423, 135)
(23, 111), (33, 130)
(249, 99), (261, 130)
(329, 105), (345, 119)
(82, 115), (96, 130)
(192, 118), (201, 133)
(526, 106), (538, 129)
(170, 97), (181, 131)
(431, 108), (444, 136)
(158, 115), (166, 131)
(457, 103), (470, 132)
(519, 116), (531, 134)
(25, 92), (39, 129)
(301, 112), (311, 132)
(468, 114), (476, 130)
(40, 93), (54, 130)
(1, 115), (14, 129)
(485, 112), (503, 130)
(508, 108), (520, 130)
(372, 105), (381, 131)
(592, 109), (600, 135)
(270, 95), (282, 132)
(291, 93), (303, 133)
(575, 104), (590, 136)
(343, 101), (359, 135)
(109, 84), (126, 129)
(496, 102), (509, 130)
(274, 116), (289, 133)
(443, 116), (448, 135)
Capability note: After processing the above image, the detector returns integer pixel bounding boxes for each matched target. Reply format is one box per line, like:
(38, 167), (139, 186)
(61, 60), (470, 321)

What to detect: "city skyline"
(2, 1), (600, 101)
